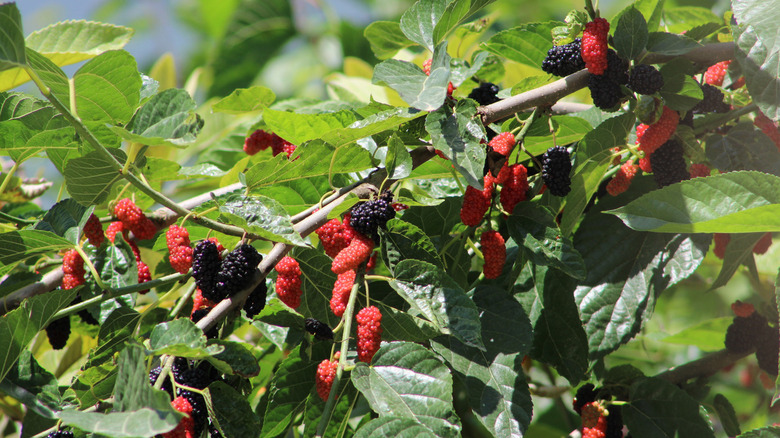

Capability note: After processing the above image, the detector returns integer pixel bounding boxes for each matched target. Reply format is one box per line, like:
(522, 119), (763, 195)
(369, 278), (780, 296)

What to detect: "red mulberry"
(331, 234), (374, 274)
(606, 160), (638, 196)
(163, 396), (195, 438)
(62, 249), (85, 277)
(460, 178), (493, 226)
(316, 358), (338, 401)
(356, 306), (382, 363)
(636, 106), (679, 155)
(581, 18), (610, 76)
(106, 221), (126, 244)
(753, 232), (772, 255)
(243, 129), (274, 155)
(713, 233), (730, 259)
(689, 163), (710, 178)
(113, 198), (156, 240)
(137, 260), (151, 294)
(704, 61), (729, 87)
(754, 112), (780, 151)
(481, 230), (506, 279)
(191, 289), (216, 316)
(731, 300), (756, 318)
(489, 132), (515, 156)
(499, 164), (528, 214)
(423, 58), (455, 96)
(275, 256), (302, 309)
(580, 401), (608, 438)
(316, 217), (355, 258)
(167, 225), (193, 274)
(331, 269), (356, 317)
(83, 214), (104, 247)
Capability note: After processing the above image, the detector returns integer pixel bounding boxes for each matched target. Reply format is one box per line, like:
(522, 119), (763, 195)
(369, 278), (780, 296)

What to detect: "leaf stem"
(73, 244), (109, 291)
(0, 210), (35, 226)
(0, 161), (19, 195)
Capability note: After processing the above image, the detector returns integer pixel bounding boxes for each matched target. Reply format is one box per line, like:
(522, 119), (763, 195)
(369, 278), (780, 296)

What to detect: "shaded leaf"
(613, 6), (648, 60)
(206, 381), (262, 438)
(0, 229), (72, 265)
(385, 134), (412, 180)
(34, 198), (91, 245)
(425, 98), (486, 189)
(380, 218), (443, 272)
(114, 343), (172, 412)
(646, 32), (702, 55)
(705, 127), (780, 176)
(205, 340), (261, 378)
(0, 3), (27, 71)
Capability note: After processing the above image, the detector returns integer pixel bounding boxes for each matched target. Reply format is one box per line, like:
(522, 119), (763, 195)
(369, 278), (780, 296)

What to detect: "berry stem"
(73, 244), (109, 291)
(168, 282), (198, 320)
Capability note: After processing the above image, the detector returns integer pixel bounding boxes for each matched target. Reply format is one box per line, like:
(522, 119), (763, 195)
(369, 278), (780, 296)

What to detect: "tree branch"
(0, 269), (63, 315)
(655, 348), (751, 384)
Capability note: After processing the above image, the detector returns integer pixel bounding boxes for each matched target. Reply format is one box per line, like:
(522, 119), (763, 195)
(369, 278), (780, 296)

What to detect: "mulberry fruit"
(467, 82), (500, 105)
(45, 316), (71, 350)
(356, 306), (382, 363)
(692, 83), (730, 114)
(460, 178), (494, 226)
(84, 213), (104, 247)
(316, 217), (355, 258)
(163, 396), (195, 438)
(316, 358), (338, 401)
(704, 61), (730, 87)
(580, 401), (608, 438)
(754, 112), (780, 150)
(349, 191), (396, 240)
(243, 281), (268, 318)
(61, 249), (85, 289)
(113, 198), (156, 240)
(191, 289), (216, 316)
(606, 160), (638, 196)
(46, 431), (74, 438)
(724, 312), (769, 354)
(272, 136), (297, 158)
(731, 300), (756, 318)
(636, 106), (679, 155)
(756, 324), (779, 376)
(137, 260), (152, 294)
(542, 38), (585, 77)
(331, 234), (374, 275)
(604, 50), (629, 85)
(541, 146), (572, 196)
(481, 230), (506, 279)
(689, 163), (710, 178)
(638, 156), (652, 173)
(106, 221), (126, 244)
(489, 132), (515, 156)
(499, 164), (528, 214)
(213, 244), (263, 300)
(713, 233), (730, 259)
(275, 256), (302, 309)
(191, 308), (219, 339)
(176, 366), (212, 435)
(305, 317), (334, 340)
(588, 74), (624, 110)
(650, 139), (689, 188)
(243, 129), (274, 155)
(167, 225), (193, 274)
(192, 240), (223, 301)
(330, 269), (356, 317)
(753, 232), (773, 255)
(573, 383), (597, 414)
(628, 64), (664, 95)
(581, 18), (610, 76)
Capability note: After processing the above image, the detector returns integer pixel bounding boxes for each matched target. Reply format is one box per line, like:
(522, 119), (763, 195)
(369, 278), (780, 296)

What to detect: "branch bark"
(655, 348), (751, 384)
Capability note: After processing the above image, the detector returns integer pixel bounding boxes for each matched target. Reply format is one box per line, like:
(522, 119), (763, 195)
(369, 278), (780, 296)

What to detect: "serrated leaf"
(58, 408), (180, 437)
(263, 108), (357, 146)
(292, 247), (339, 327)
(524, 115), (593, 153)
(206, 381), (262, 438)
(450, 51), (490, 87)
(321, 106), (424, 147)
(149, 318), (223, 358)
(87, 307), (141, 367)
(356, 417), (437, 438)
(25, 48), (68, 101)
(0, 4), (27, 71)
(574, 205), (708, 359)
(376, 302), (441, 343)
(205, 340), (261, 378)
(623, 377), (715, 438)
(380, 219), (443, 272)
(0, 229), (72, 265)
(399, 0), (448, 51)
(352, 342), (461, 437)
(0, 289), (76, 382)
(480, 22), (560, 69)
(68, 363), (117, 408)
(659, 62), (703, 112)
(33, 198), (91, 245)
(373, 43), (451, 111)
(364, 21), (415, 60)
(425, 98), (486, 189)
(217, 193), (306, 246)
(114, 343), (172, 412)
(507, 203), (586, 279)
(111, 88), (203, 147)
(63, 148), (126, 206)
(26, 20), (133, 65)
(705, 128), (780, 176)
(212, 86), (275, 114)
(385, 134), (412, 180)
(646, 32), (702, 55)
(0, 92), (61, 128)
(432, 0), (495, 46)
(660, 7), (721, 35)
(607, 171), (780, 233)
(72, 50), (141, 123)
(389, 259), (484, 350)
(613, 6), (648, 60)
(733, 0), (780, 120)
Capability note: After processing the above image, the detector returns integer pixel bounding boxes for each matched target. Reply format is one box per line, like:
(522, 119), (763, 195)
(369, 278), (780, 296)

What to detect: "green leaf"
(293, 247), (339, 327)
(385, 134), (413, 180)
(713, 393), (741, 437)
(376, 302), (441, 343)
(26, 20), (133, 66)
(255, 298), (302, 328)
(1, 351), (60, 418)
(0, 229), (72, 265)
(212, 86), (275, 114)
(390, 259), (484, 350)
(710, 233), (765, 291)
(480, 22), (560, 69)
(606, 171), (780, 233)
(524, 115), (593, 153)
(205, 340), (261, 378)
(72, 50), (141, 123)
(0, 92), (62, 129)
(87, 307), (141, 367)
(364, 21), (415, 60)
(58, 408), (180, 437)
(380, 218), (443, 272)
(433, 0), (495, 46)
(0, 118), (76, 164)
(303, 381), (358, 438)
(356, 417), (437, 438)
(149, 318), (224, 358)
(263, 108), (357, 146)
(425, 98), (486, 189)
(738, 427), (780, 437)
(94, 238), (137, 290)
(659, 7), (721, 35)
(321, 106), (425, 148)
(63, 148), (126, 206)
(114, 343), (172, 412)
(613, 6), (648, 60)
(574, 200), (708, 359)
(646, 32), (702, 56)
(507, 204), (586, 279)
(623, 377), (715, 437)
(431, 286), (533, 437)
(206, 381), (262, 438)
(67, 363), (117, 408)
(660, 317), (731, 351)
(560, 113), (635, 235)
(450, 51), (491, 87)
(0, 289), (76, 382)
(399, 0), (448, 51)
(25, 49), (68, 101)
(373, 42), (451, 111)
(658, 59), (703, 111)
(632, 0), (664, 32)
(111, 88), (204, 147)
(705, 128), (780, 176)
(0, 3), (27, 71)
(34, 198), (91, 245)
(245, 140), (372, 191)
(351, 342), (461, 437)
(733, 0), (780, 120)
(217, 193), (306, 246)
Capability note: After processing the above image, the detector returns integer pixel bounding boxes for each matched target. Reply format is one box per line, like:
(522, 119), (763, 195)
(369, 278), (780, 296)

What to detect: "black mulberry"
(573, 383), (597, 414)
(649, 140), (689, 188)
(692, 83), (730, 114)
(243, 281), (268, 318)
(192, 240), (222, 301)
(468, 82), (501, 106)
(177, 365), (213, 435)
(756, 324), (779, 375)
(213, 244), (263, 300)
(349, 190), (396, 240)
(191, 308), (220, 339)
(541, 146), (572, 197)
(606, 405), (623, 438)
(47, 431), (74, 438)
(45, 316), (71, 350)
(628, 64), (664, 95)
(305, 317), (334, 340)
(604, 49), (629, 85)
(541, 38), (585, 77)
(588, 74), (625, 110)
(724, 312), (768, 354)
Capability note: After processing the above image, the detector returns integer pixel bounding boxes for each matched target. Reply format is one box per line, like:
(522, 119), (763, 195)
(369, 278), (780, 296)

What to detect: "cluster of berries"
(150, 359), (221, 437)
(193, 241), (263, 302)
(349, 190), (396, 241)
(356, 306), (383, 363)
(83, 213), (105, 247)
(166, 225), (193, 274)
(316, 352), (340, 401)
(713, 232), (772, 260)
(606, 160), (638, 196)
(724, 302), (779, 376)
(243, 129), (297, 158)
(467, 82), (500, 106)
(573, 384), (624, 438)
(46, 430), (74, 438)
(704, 60), (744, 89)
(541, 146), (572, 196)
(275, 256), (302, 309)
(114, 198), (157, 241)
(61, 249), (85, 290)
